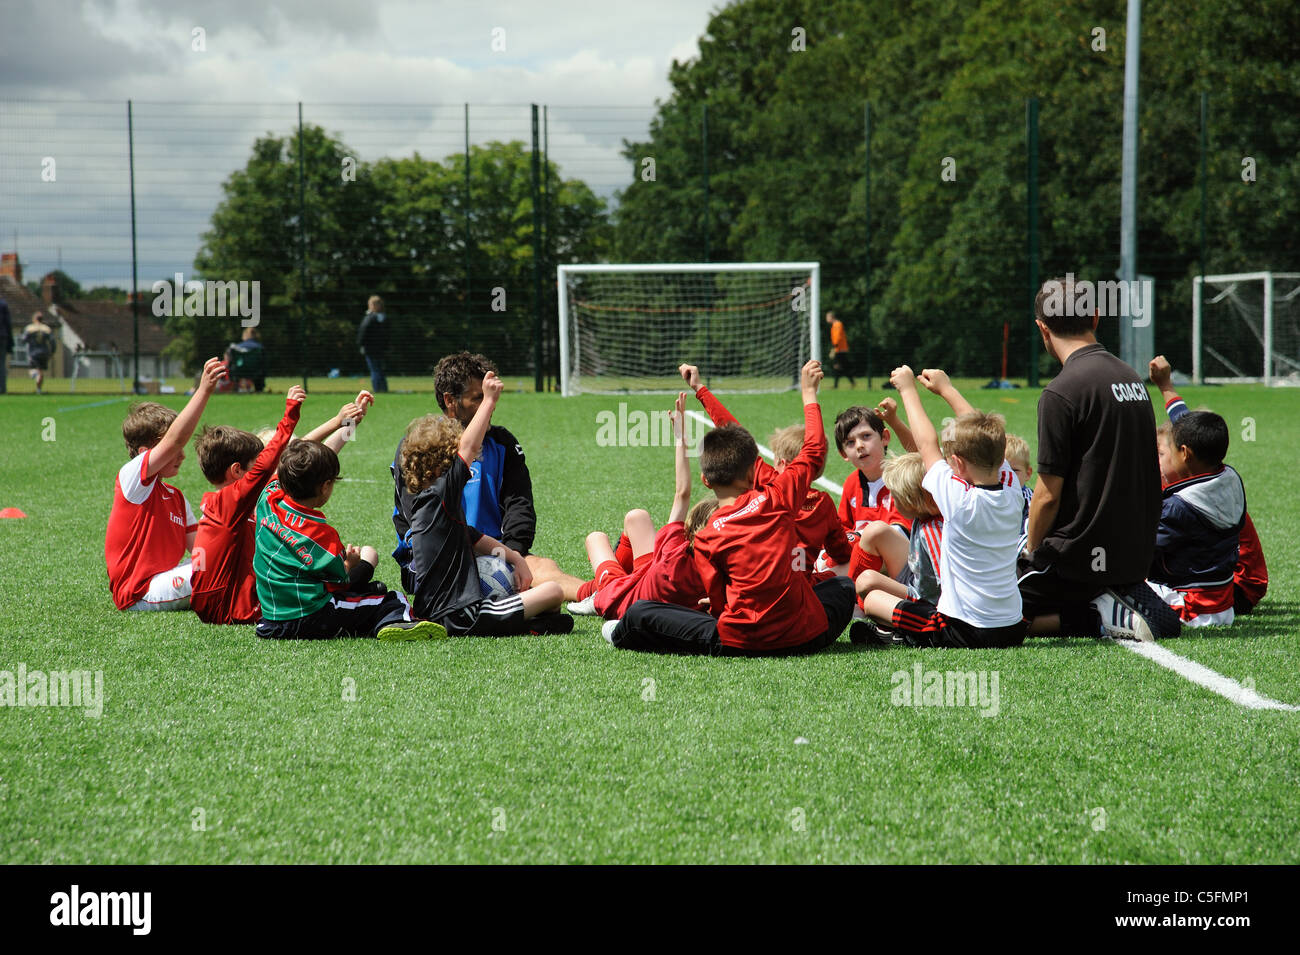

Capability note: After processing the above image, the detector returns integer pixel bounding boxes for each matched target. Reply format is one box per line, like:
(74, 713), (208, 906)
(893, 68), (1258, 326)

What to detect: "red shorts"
(576, 555), (652, 601)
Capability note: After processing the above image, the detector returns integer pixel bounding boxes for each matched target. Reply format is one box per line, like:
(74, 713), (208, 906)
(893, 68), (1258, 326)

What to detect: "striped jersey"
(253, 480), (349, 621)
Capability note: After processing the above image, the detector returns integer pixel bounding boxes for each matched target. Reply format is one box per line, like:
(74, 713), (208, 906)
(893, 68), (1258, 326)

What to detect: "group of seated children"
(105, 349), (1266, 648)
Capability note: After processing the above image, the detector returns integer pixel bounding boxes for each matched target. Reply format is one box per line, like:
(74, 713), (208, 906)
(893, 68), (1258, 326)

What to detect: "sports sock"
(614, 533), (634, 573)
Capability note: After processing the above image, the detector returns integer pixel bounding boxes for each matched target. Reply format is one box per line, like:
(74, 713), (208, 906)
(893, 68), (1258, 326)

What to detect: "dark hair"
(1034, 276), (1095, 337)
(277, 441), (340, 502)
(433, 351), (498, 412)
(700, 425), (758, 487)
(122, 401), (176, 456)
(195, 426), (264, 484)
(833, 406), (884, 453)
(1172, 410), (1229, 467)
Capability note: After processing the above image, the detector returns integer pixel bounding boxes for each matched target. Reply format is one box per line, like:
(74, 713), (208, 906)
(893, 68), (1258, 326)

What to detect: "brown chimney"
(41, 273), (57, 306)
(0, 253), (20, 285)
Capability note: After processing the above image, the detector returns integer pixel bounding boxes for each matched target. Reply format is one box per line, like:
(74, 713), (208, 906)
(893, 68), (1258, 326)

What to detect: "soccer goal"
(1193, 272), (1300, 385)
(557, 262), (820, 395)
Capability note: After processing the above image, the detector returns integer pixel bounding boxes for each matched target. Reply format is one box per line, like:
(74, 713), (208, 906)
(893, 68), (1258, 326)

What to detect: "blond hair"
(1003, 433), (1031, 468)
(882, 452), (929, 517)
(768, 424), (805, 464)
(399, 414), (463, 493)
(948, 412), (1006, 469)
(685, 499), (719, 544)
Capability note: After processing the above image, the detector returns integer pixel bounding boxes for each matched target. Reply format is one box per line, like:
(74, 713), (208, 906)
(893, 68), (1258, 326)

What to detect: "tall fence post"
(464, 103), (472, 351)
(531, 104), (543, 394)
(297, 102), (308, 390)
(1197, 91), (1208, 383)
(864, 101), (872, 389)
(1026, 97), (1040, 387)
(127, 99), (140, 393)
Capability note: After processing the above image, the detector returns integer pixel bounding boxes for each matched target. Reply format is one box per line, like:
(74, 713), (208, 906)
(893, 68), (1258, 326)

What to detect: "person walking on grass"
(22, 311), (55, 394)
(357, 295), (389, 393)
(826, 311), (855, 389)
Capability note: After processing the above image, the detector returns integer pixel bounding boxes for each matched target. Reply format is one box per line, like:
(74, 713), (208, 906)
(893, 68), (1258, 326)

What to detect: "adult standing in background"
(357, 295), (389, 393)
(826, 310), (855, 388)
(22, 311), (54, 395)
(0, 291), (11, 393)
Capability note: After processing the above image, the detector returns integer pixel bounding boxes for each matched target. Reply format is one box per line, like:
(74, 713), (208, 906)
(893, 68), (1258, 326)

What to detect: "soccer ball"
(477, 554), (516, 598)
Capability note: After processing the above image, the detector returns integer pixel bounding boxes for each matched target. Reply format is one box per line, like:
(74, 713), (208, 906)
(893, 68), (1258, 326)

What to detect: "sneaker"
(528, 612), (574, 635)
(849, 619), (903, 647)
(566, 594), (598, 616)
(601, 619), (621, 645)
(376, 619), (449, 641)
(1098, 582), (1182, 642)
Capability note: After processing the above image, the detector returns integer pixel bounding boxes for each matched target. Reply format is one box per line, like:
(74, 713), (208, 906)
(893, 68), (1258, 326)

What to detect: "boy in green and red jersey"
(253, 440), (445, 640)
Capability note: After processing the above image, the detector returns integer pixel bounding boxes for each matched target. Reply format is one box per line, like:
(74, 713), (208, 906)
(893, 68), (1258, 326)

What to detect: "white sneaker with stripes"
(1091, 591), (1153, 642)
(566, 594), (598, 615)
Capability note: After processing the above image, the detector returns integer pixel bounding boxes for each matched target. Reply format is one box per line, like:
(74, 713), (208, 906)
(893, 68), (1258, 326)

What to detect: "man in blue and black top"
(392, 351), (584, 600)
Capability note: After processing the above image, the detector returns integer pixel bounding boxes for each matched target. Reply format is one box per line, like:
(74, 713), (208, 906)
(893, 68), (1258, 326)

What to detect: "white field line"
(1113, 638), (1299, 711)
(685, 409), (843, 495)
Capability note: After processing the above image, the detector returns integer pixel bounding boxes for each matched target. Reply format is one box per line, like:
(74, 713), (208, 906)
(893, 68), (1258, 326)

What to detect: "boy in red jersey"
(569, 393), (713, 622)
(835, 400), (915, 584)
(606, 361), (856, 656)
(104, 356), (226, 611)
(191, 389), (374, 624)
(679, 363), (852, 578)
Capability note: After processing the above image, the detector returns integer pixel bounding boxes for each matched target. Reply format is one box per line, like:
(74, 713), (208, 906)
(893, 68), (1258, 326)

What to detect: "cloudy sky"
(1, 0), (722, 288)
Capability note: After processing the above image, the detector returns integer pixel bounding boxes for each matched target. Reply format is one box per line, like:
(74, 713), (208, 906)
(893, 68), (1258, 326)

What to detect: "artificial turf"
(1, 377), (1296, 863)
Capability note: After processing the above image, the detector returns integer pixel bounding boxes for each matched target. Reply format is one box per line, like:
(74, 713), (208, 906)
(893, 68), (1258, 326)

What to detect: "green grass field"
(2, 379), (1297, 863)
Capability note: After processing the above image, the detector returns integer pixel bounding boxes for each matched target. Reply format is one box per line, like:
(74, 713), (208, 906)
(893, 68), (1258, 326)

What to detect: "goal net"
(557, 263), (820, 395)
(1194, 272), (1300, 385)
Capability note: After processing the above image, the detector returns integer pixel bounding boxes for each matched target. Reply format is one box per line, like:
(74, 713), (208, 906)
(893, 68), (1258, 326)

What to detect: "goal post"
(1193, 272), (1300, 386)
(557, 262), (820, 395)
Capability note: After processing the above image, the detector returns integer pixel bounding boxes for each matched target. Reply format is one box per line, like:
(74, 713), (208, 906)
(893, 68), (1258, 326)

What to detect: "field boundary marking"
(1114, 638), (1299, 711)
(685, 409), (844, 495)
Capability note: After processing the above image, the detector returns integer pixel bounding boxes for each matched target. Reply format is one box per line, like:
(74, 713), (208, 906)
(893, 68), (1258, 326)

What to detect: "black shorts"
(1017, 556), (1107, 635)
(29, 351), (49, 371)
(891, 598), (1026, 649)
(437, 593), (529, 636)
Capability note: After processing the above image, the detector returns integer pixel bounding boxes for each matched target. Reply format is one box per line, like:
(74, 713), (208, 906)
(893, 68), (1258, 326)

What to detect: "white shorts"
(128, 561), (193, 611)
(1147, 580), (1235, 628)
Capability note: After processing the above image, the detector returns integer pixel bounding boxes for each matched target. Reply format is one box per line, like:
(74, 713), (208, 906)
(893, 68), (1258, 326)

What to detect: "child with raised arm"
(1147, 355), (1256, 626)
(607, 360), (856, 656)
(569, 393), (712, 622)
(105, 356), (226, 611)
(860, 367), (1025, 648)
(679, 363), (851, 577)
(399, 371), (570, 636)
(191, 384), (308, 624)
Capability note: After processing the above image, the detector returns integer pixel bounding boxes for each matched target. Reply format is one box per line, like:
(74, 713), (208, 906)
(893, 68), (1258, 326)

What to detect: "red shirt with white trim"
(191, 400), (301, 624)
(694, 386), (851, 576)
(593, 521), (703, 619)
(691, 403), (829, 651)
(105, 447), (197, 609)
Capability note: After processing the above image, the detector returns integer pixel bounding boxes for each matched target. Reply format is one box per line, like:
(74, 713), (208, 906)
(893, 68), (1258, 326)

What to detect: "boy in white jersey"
(860, 367), (1026, 648)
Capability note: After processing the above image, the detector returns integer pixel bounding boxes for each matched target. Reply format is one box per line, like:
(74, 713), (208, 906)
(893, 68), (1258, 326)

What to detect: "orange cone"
(0, 508), (27, 518)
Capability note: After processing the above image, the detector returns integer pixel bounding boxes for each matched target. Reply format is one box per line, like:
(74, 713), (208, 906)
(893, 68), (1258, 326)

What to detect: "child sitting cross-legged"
(849, 451), (943, 646)
(859, 366), (1026, 648)
(253, 440), (441, 640)
(679, 364), (853, 579)
(399, 370), (570, 636)
(1146, 355), (1254, 627)
(568, 392), (714, 621)
(605, 360), (856, 656)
